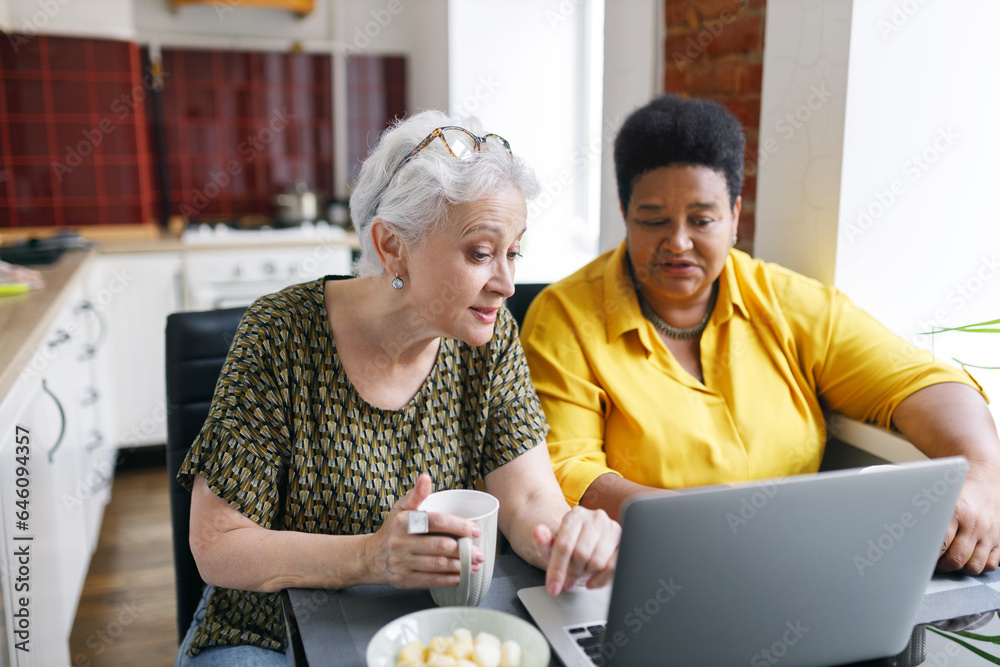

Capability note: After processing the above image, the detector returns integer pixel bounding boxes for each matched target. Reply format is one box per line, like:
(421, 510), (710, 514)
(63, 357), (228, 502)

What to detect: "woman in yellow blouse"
(520, 94), (1000, 575)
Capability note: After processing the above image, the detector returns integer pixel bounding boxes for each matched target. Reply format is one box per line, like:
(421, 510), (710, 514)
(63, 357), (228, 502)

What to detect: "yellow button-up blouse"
(520, 243), (984, 505)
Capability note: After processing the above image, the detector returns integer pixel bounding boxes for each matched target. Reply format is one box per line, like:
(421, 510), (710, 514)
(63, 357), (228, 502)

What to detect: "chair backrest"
(164, 306), (247, 643)
(162, 286), (545, 641)
(505, 283), (549, 329)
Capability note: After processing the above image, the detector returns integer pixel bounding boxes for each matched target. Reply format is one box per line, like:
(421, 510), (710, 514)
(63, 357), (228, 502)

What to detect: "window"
(448, 0), (605, 282)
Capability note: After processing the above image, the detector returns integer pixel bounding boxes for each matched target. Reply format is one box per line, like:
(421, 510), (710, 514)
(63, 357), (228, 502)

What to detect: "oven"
(180, 221), (355, 311)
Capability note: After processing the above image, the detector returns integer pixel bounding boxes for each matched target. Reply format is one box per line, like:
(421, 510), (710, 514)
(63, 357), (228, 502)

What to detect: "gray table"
(283, 553), (556, 666)
(283, 555), (1000, 667)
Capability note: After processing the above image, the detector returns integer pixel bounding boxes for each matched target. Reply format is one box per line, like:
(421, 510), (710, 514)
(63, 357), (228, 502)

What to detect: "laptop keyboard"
(566, 623), (607, 664)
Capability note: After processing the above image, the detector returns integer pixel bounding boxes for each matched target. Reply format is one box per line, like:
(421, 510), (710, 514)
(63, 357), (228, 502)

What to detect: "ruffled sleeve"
(177, 300), (292, 528)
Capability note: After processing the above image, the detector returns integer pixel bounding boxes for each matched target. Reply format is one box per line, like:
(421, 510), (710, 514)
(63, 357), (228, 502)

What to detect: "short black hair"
(613, 94), (746, 212)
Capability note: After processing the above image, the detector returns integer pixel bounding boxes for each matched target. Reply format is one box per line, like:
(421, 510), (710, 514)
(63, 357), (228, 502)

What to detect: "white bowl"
(366, 607), (551, 667)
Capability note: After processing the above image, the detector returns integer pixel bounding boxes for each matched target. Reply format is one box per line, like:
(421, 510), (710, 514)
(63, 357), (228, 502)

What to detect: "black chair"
(505, 283), (549, 329)
(162, 286), (547, 649)
(165, 306), (247, 643)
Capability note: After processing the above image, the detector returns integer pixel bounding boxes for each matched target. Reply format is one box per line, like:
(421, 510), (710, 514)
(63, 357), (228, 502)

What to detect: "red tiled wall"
(0, 34), (155, 227)
(346, 55), (406, 183)
(1, 38), (406, 229)
(153, 48), (334, 220)
(664, 0), (767, 250)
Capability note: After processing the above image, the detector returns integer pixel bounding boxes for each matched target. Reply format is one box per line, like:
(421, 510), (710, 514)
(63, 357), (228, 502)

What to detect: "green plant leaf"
(917, 318), (1000, 335)
(920, 327), (1000, 335)
(928, 627), (1000, 664)
(948, 318), (1000, 329)
(952, 629), (1000, 644)
(953, 359), (1000, 370)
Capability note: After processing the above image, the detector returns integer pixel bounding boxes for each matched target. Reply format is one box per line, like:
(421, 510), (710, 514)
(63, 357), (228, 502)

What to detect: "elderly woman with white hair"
(174, 110), (621, 665)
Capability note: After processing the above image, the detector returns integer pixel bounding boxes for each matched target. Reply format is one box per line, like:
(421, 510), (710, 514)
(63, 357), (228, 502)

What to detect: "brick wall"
(664, 0), (767, 251)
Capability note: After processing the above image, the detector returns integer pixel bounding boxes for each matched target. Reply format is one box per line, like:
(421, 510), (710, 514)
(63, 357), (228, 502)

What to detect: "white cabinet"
(180, 244), (352, 311)
(4, 0), (134, 39)
(0, 278), (111, 667)
(95, 253), (182, 450)
(97, 245), (352, 450)
(0, 375), (73, 667)
(76, 273), (117, 556)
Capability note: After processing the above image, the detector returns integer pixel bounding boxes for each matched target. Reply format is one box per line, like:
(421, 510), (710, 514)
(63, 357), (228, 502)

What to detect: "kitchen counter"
(0, 222), (361, 254)
(0, 247), (96, 400)
(0, 227), (361, 409)
(98, 230), (360, 254)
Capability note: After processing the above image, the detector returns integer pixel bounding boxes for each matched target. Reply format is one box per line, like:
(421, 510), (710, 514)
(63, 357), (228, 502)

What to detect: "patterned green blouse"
(177, 277), (548, 655)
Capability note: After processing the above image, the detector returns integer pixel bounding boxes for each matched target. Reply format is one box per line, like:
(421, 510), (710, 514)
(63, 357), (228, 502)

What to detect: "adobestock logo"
(669, 0), (751, 71)
(6, 0), (72, 52)
(76, 600), (145, 662)
(724, 441), (816, 536)
(844, 126), (959, 244)
(344, 0), (405, 53)
(178, 107), (294, 218)
(545, 0), (586, 30)
(51, 66), (169, 181)
(749, 83), (834, 176)
(750, 619), (810, 667)
(878, 0), (933, 40)
(853, 514), (918, 577)
(452, 75), (502, 118)
(590, 577), (683, 666)
(852, 462), (965, 576)
(911, 253), (1000, 351)
(60, 459), (115, 514)
(214, 0), (244, 20)
(944, 254), (1000, 312)
(726, 478), (781, 535)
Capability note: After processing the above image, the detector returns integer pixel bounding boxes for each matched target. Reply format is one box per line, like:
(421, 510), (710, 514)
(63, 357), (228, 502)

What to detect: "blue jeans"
(175, 586), (290, 667)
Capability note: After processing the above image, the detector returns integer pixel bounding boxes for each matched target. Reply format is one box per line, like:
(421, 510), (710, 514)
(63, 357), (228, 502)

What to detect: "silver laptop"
(519, 457), (968, 667)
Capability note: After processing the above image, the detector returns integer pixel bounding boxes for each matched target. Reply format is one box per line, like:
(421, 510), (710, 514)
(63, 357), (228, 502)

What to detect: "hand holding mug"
(418, 488), (500, 607)
(364, 473), (483, 589)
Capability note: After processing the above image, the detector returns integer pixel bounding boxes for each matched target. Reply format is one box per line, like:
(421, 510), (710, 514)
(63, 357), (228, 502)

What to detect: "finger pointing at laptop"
(533, 505), (620, 596)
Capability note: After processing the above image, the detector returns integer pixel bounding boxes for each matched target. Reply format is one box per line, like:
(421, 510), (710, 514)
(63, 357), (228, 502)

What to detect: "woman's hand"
(930, 611), (997, 633)
(892, 384), (1000, 575)
(485, 444), (621, 595)
(938, 462), (1000, 574)
(532, 505), (620, 596)
(362, 473), (484, 588)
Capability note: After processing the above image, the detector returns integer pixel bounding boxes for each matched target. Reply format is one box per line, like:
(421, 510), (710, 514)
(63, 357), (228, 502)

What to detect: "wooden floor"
(69, 463), (179, 667)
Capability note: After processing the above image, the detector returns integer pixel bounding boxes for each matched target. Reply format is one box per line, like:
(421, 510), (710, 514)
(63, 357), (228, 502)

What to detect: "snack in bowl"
(396, 628), (521, 667)
(366, 607), (550, 667)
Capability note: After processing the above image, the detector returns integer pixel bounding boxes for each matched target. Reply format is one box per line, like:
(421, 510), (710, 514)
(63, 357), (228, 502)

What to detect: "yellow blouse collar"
(603, 241), (750, 346)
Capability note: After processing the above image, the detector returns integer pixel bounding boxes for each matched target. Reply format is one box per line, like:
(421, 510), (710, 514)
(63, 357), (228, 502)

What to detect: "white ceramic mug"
(418, 489), (499, 607)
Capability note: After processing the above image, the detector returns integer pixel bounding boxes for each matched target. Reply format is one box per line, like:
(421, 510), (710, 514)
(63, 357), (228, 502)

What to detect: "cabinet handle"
(81, 387), (99, 407)
(84, 430), (104, 452)
(41, 379), (67, 464)
(76, 300), (107, 360)
(47, 329), (70, 349)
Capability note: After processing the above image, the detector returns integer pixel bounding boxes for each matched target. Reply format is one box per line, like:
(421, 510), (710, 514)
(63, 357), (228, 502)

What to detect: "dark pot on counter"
(273, 182), (323, 224)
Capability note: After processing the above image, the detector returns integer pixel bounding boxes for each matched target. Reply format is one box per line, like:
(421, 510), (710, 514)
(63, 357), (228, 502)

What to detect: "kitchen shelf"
(169, 0), (314, 16)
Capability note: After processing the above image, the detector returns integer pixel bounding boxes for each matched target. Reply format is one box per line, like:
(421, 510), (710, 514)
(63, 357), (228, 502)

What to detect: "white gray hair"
(349, 109), (539, 277)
